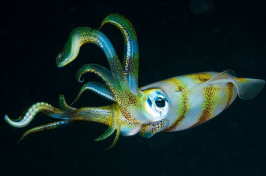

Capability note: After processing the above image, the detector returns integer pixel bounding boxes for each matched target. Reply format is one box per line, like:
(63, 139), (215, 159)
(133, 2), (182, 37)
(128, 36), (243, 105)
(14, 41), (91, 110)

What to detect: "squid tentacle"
(5, 14), (152, 148)
(94, 105), (116, 142)
(71, 81), (115, 106)
(73, 104), (122, 149)
(5, 102), (70, 128)
(100, 14), (139, 94)
(56, 27), (127, 84)
(19, 103), (118, 145)
(75, 64), (123, 97)
(19, 120), (74, 142)
(75, 63), (143, 124)
(59, 94), (76, 112)
(94, 103), (118, 142)
(75, 63), (135, 107)
(56, 19), (144, 125)
(105, 104), (122, 149)
(94, 127), (116, 142)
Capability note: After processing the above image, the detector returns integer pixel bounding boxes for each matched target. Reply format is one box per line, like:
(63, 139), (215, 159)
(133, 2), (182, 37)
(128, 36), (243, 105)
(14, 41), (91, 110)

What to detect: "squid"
(5, 14), (265, 148)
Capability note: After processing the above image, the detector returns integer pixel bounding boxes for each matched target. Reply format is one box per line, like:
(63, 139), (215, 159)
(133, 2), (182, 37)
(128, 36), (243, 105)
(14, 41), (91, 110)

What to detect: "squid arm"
(9, 94), (122, 148)
(71, 81), (115, 106)
(56, 27), (127, 87)
(100, 14), (139, 95)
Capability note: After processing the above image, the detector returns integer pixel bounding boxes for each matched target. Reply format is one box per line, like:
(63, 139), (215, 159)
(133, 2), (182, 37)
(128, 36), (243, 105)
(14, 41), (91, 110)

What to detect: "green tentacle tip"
(18, 127), (36, 143)
(104, 130), (120, 150)
(18, 132), (29, 143)
(70, 82), (90, 106)
(94, 127), (115, 142)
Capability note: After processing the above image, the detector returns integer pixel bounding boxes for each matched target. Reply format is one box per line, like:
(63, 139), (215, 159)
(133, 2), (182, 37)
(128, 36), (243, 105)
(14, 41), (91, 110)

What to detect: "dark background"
(1, 0), (266, 175)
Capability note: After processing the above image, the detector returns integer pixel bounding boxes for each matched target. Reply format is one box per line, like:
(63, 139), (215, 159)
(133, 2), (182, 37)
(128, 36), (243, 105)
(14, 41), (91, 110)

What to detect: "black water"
(1, 0), (266, 175)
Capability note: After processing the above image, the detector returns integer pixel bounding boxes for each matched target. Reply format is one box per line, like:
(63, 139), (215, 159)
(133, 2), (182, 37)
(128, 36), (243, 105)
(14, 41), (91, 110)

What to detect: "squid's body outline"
(5, 14), (265, 148)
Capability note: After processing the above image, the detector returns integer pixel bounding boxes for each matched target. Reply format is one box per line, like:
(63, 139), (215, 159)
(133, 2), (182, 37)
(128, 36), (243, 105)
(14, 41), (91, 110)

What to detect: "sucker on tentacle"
(5, 14), (264, 148)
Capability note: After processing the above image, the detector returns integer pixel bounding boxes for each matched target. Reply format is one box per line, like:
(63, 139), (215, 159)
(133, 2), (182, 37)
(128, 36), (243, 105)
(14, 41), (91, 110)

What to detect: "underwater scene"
(1, 0), (266, 176)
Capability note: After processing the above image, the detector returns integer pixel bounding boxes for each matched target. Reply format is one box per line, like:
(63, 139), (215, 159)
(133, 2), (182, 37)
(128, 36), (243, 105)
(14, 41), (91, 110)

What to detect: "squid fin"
(232, 78), (265, 99)
(188, 70), (265, 100)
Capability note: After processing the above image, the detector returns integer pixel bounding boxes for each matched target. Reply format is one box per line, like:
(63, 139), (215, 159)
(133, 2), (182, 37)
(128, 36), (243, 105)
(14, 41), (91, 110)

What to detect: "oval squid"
(5, 14), (265, 148)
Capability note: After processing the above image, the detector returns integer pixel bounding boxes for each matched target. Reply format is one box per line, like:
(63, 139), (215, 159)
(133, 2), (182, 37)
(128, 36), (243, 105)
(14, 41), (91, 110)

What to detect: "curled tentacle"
(5, 102), (70, 128)
(56, 27), (127, 84)
(75, 63), (134, 106)
(100, 14), (139, 94)
(71, 81), (115, 106)
(75, 64), (122, 96)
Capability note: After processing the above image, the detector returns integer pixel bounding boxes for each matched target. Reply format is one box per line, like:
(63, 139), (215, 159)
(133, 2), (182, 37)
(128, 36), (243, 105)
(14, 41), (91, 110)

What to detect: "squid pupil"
(155, 98), (165, 108)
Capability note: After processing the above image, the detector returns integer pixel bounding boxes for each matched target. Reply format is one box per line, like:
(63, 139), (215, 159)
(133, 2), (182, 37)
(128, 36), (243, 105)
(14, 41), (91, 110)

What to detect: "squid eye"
(155, 98), (165, 108)
(145, 89), (170, 122)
